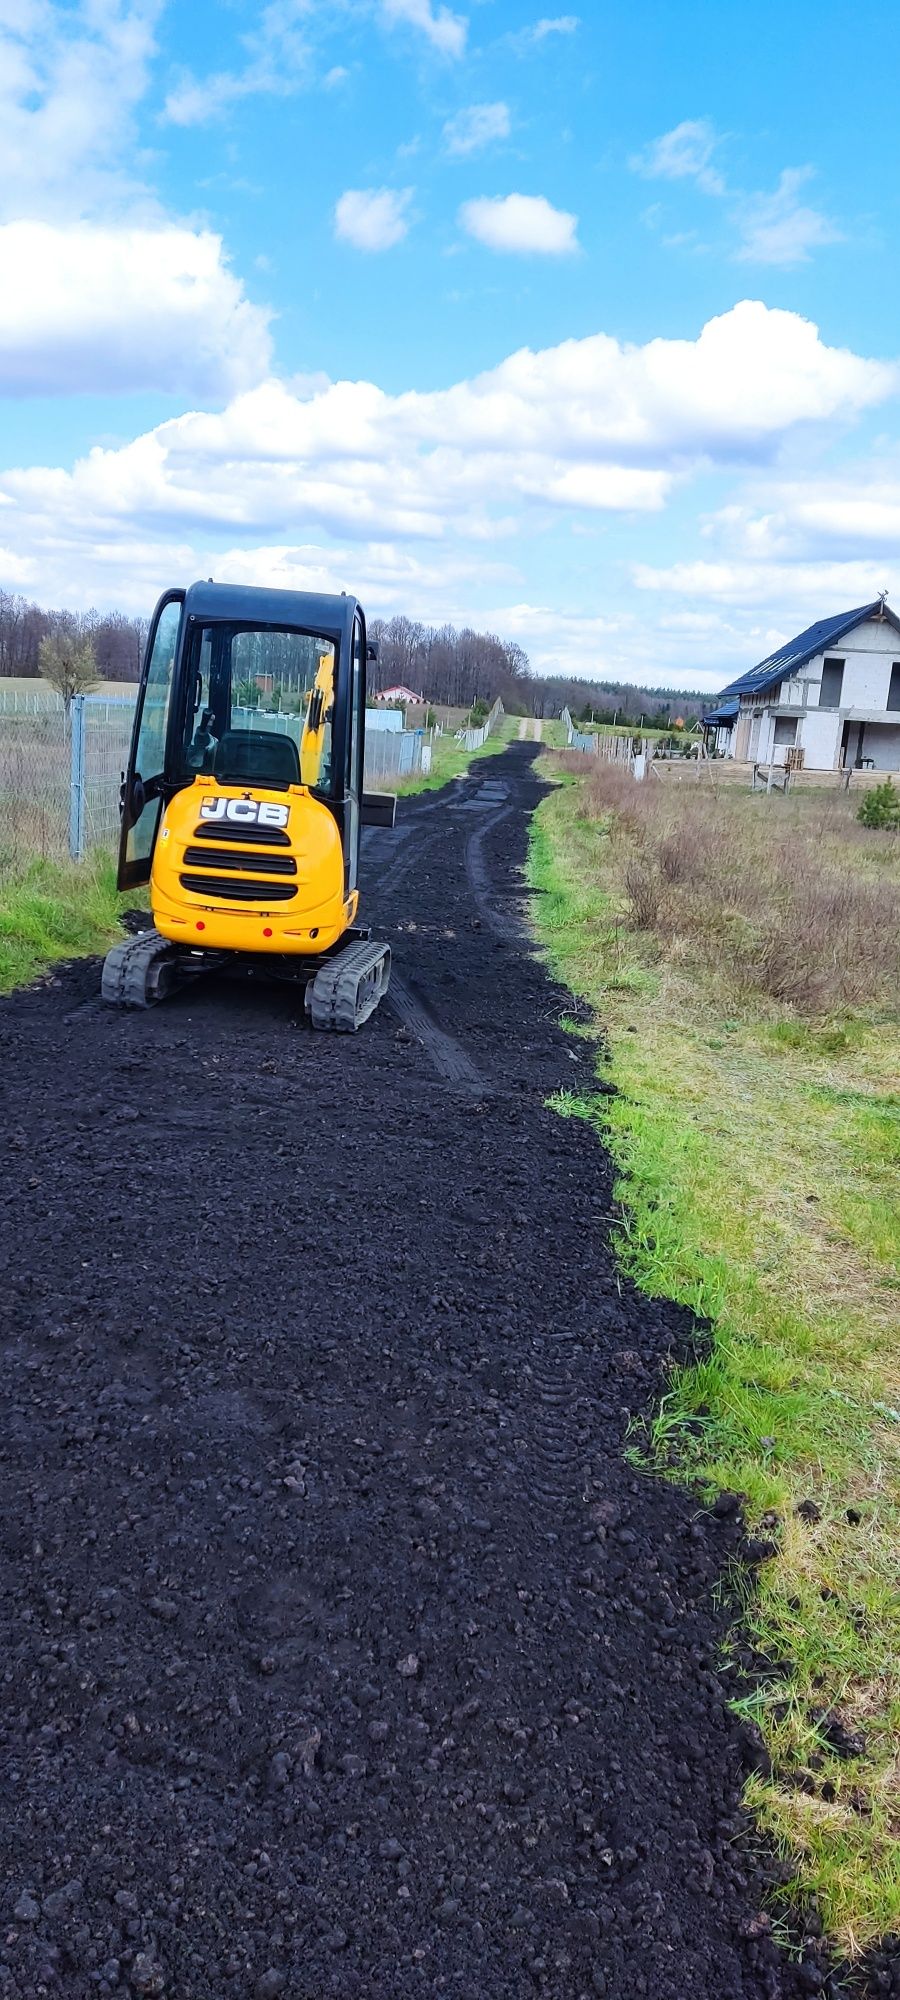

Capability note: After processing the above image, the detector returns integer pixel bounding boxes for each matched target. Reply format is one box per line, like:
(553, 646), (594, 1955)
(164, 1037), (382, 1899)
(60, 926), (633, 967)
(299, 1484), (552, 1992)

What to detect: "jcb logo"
(199, 797), (289, 829)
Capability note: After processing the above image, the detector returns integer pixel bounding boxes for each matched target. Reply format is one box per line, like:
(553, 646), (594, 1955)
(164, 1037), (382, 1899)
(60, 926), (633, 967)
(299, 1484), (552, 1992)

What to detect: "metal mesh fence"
(455, 698), (504, 753)
(0, 704), (70, 858)
(0, 694), (136, 860)
(0, 688), (423, 860)
(82, 699), (137, 851)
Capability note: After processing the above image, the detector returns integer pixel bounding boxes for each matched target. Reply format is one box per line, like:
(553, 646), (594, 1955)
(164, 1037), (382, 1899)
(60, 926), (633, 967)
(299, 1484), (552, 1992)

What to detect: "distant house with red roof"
(374, 684), (426, 705)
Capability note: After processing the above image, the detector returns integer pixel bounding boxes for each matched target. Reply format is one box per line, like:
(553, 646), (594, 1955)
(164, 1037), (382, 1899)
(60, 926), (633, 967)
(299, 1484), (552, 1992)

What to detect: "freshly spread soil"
(0, 744), (895, 1999)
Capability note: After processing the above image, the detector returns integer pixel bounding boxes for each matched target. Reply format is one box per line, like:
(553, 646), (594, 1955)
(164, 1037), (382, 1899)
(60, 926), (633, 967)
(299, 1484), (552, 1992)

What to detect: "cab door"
(344, 613), (365, 891)
(117, 591), (184, 890)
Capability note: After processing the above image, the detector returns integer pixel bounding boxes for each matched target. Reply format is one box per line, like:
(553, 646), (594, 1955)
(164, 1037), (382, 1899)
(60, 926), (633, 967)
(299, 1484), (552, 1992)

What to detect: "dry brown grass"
(574, 761), (900, 1014)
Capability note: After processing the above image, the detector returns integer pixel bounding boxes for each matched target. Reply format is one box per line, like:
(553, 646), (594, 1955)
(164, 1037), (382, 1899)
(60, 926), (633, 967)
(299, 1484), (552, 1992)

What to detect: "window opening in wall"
(888, 662), (900, 712)
(773, 717), (798, 746)
(820, 658), (845, 707)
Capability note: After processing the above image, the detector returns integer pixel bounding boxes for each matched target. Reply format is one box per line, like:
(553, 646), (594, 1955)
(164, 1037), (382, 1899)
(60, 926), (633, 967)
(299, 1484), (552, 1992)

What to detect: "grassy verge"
(529, 761), (900, 1955)
(394, 715), (517, 795)
(0, 851), (126, 993)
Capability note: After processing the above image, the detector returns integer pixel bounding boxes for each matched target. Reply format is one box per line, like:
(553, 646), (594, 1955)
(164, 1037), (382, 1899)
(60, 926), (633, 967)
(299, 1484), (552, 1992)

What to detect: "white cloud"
(443, 102), (511, 158)
(0, 2), (275, 399)
(0, 0), (161, 219)
(379, 0), (467, 58)
(0, 220), (272, 396)
(213, 539), (513, 612)
(734, 167), (843, 266)
(162, 0), (313, 126)
(334, 187), (413, 251)
(459, 193), (579, 255)
(630, 118), (725, 196)
(477, 600), (746, 692)
(1, 304), (894, 630)
(633, 556), (895, 616)
(164, 0), (466, 123)
(163, 70), (252, 125)
(0, 544), (36, 587)
(697, 473), (900, 570)
(530, 14), (579, 37)
(630, 464), (900, 668)
(631, 122), (841, 269)
(510, 15), (579, 51)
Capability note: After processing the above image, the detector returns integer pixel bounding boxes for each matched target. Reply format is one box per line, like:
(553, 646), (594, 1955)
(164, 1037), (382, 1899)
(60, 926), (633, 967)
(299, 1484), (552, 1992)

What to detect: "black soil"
(0, 744), (895, 2000)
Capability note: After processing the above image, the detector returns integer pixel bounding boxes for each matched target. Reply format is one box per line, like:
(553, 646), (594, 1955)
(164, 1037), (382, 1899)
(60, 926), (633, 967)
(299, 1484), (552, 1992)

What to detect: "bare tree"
(39, 631), (100, 714)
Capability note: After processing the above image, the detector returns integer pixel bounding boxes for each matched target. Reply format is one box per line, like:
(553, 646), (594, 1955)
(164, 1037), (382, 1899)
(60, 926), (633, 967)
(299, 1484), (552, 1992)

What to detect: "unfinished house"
(717, 599), (900, 771)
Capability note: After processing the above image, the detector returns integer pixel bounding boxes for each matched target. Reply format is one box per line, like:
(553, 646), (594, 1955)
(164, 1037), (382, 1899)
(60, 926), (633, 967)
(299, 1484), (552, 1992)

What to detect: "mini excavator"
(101, 582), (395, 1030)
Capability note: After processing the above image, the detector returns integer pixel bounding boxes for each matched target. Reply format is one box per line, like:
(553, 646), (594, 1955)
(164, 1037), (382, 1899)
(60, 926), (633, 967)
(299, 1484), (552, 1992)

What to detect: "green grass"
(528, 770), (900, 1955)
(0, 851), (126, 992)
(394, 715), (517, 795)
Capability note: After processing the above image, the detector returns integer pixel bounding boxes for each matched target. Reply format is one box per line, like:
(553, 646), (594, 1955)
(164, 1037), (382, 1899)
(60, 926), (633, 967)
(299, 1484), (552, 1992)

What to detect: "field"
(530, 755), (900, 1952)
(0, 676), (136, 701)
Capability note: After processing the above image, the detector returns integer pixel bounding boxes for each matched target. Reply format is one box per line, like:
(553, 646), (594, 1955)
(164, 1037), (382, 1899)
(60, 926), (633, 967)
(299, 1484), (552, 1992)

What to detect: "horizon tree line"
(0, 589), (708, 723)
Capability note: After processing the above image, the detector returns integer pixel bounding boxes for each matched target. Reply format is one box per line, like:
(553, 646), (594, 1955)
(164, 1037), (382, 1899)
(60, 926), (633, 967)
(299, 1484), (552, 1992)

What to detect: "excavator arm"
(299, 648), (336, 787)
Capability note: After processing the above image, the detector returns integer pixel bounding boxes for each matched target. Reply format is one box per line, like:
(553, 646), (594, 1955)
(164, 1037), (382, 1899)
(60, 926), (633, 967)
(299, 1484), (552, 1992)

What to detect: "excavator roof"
(182, 579), (360, 640)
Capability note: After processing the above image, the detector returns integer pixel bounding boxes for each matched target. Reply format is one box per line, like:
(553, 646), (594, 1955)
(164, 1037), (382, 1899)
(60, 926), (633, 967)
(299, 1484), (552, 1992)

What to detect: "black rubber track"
(0, 744), (895, 2000)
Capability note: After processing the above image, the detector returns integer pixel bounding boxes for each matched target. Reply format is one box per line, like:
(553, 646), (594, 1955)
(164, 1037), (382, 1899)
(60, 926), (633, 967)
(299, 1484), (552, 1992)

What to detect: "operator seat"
(213, 729), (301, 790)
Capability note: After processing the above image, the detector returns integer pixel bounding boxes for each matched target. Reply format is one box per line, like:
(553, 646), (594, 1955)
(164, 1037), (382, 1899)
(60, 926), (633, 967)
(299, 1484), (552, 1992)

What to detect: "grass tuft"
(0, 851), (125, 992)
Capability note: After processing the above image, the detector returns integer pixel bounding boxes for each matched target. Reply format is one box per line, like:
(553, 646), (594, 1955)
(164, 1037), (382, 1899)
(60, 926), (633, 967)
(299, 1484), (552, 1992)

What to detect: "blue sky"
(1, 0), (899, 691)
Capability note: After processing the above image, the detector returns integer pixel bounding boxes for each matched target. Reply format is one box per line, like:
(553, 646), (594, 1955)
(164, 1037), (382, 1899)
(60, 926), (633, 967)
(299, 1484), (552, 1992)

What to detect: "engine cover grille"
(179, 873), (298, 903)
(182, 845), (296, 877)
(192, 821), (291, 847)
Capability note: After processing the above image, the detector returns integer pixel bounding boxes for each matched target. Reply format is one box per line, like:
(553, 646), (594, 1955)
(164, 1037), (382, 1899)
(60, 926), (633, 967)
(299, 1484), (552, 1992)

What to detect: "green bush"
(857, 777), (900, 830)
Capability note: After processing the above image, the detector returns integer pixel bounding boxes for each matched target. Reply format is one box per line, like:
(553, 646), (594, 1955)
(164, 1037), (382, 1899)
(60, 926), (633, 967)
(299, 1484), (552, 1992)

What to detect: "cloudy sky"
(1, 0), (898, 692)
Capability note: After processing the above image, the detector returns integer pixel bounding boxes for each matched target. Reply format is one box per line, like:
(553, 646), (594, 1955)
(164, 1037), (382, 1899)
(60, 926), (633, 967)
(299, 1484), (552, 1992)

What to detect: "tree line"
(367, 615), (707, 722)
(0, 591), (146, 682)
(0, 589), (707, 722)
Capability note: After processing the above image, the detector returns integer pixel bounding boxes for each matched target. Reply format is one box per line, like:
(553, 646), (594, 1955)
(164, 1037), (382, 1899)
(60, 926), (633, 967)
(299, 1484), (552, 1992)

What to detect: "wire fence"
(455, 698), (504, 752)
(0, 692), (427, 862)
(560, 706), (636, 761)
(0, 703), (70, 858)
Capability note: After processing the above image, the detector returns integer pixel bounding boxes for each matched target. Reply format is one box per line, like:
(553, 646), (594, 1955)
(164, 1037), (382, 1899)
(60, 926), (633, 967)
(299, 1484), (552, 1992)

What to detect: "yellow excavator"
(101, 582), (395, 1029)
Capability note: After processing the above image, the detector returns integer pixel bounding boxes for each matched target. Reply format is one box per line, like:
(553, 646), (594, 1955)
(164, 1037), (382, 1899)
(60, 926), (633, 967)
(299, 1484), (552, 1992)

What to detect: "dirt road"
(0, 747), (868, 1999)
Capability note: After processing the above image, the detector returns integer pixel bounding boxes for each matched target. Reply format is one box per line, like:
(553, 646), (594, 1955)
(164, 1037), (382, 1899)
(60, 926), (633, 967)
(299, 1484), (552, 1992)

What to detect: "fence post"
(69, 695), (86, 860)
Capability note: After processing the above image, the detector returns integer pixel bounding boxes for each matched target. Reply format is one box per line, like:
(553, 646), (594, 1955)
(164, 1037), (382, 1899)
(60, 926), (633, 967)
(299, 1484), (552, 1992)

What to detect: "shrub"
(857, 778), (900, 830)
(624, 857), (662, 929)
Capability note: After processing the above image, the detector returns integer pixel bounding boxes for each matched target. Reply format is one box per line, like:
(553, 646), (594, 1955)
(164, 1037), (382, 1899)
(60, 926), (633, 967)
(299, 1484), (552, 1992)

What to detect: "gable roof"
(720, 600), (900, 699)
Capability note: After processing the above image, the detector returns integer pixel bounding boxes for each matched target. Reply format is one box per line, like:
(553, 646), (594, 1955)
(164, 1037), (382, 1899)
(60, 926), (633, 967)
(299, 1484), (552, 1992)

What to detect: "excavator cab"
(102, 581), (395, 1028)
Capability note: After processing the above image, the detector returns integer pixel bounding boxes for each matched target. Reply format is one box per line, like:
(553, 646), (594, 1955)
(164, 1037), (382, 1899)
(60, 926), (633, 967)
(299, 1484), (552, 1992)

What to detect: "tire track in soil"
(465, 808), (521, 941)
(386, 976), (487, 1097)
(0, 742), (890, 2000)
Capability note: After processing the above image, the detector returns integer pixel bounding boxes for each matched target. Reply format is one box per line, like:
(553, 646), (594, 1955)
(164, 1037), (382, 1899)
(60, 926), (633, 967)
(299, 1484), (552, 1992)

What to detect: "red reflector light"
(196, 920), (205, 931)
(263, 927), (273, 938)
